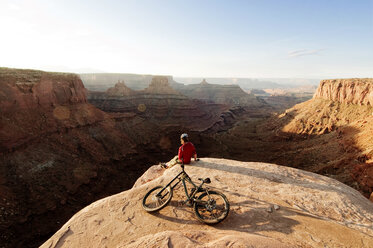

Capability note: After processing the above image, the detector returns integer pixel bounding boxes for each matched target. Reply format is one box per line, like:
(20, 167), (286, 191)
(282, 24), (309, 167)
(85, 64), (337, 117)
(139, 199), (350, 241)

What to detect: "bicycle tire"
(194, 190), (229, 224)
(142, 185), (173, 212)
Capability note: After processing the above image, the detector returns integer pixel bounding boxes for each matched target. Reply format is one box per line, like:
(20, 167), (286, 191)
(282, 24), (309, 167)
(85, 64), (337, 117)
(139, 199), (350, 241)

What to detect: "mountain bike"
(142, 163), (229, 224)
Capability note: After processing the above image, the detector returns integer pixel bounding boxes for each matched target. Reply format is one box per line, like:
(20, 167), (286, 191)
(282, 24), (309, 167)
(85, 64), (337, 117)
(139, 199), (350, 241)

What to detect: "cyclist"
(164, 133), (198, 168)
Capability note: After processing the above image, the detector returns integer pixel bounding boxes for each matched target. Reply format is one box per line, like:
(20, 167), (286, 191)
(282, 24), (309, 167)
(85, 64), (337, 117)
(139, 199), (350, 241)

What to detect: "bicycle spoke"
(212, 212), (218, 219)
(194, 191), (229, 223)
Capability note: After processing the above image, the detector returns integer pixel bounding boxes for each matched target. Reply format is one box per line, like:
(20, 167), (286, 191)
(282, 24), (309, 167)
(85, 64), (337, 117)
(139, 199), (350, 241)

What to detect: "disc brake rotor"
(206, 199), (216, 211)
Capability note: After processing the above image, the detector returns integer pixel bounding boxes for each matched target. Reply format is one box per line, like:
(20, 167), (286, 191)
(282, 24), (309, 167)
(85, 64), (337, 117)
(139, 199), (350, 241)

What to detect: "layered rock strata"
(0, 68), (91, 151)
(172, 79), (265, 107)
(82, 74), (268, 109)
(88, 77), (242, 132)
(80, 73), (177, 91)
(258, 78), (373, 198)
(314, 78), (373, 105)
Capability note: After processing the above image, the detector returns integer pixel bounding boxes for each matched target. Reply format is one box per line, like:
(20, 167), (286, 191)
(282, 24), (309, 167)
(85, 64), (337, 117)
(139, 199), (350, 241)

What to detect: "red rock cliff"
(0, 67), (103, 146)
(0, 68), (87, 111)
(314, 78), (373, 105)
(0, 68), (100, 152)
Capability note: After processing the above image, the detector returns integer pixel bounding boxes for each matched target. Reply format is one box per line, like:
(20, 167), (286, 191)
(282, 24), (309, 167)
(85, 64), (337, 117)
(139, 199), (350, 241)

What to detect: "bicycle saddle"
(198, 178), (211, 184)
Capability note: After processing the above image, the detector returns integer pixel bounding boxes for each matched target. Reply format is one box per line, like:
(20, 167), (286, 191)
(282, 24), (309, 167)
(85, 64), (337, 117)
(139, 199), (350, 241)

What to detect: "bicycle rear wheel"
(142, 185), (173, 212)
(194, 190), (229, 224)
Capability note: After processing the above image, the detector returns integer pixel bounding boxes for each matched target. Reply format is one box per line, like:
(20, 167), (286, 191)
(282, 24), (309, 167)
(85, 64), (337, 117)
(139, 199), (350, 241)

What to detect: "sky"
(0, 0), (372, 78)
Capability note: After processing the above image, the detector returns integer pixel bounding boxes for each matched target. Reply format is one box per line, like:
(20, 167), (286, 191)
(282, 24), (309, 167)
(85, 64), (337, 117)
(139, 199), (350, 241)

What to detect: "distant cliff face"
(275, 78), (373, 136)
(144, 76), (182, 95)
(82, 74), (268, 108)
(80, 73), (177, 91)
(314, 78), (373, 105)
(0, 68), (87, 111)
(88, 76), (242, 131)
(105, 81), (135, 96)
(173, 79), (265, 107)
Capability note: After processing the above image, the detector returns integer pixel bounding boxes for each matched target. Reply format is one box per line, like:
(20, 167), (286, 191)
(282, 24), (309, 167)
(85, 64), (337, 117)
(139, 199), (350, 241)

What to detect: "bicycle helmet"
(180, 133), (188, 139)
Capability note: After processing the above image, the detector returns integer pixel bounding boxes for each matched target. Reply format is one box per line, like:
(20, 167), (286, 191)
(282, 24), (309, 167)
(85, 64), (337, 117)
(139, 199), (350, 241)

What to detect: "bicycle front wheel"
(142, 185), (173, 212)
(194, 190), (229, 224)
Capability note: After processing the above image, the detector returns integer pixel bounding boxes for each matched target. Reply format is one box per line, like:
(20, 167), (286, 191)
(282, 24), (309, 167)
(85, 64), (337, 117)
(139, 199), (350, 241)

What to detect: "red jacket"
(178, 142), (196, 164)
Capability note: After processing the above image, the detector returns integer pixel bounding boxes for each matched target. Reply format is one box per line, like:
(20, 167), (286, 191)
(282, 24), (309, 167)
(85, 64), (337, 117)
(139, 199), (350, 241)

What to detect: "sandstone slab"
(42, 158), (373, 248)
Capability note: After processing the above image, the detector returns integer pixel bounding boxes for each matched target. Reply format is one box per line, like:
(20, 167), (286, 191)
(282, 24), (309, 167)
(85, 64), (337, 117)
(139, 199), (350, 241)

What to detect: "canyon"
(0, 68), (267, 247)
(81, 73), (313, 113)
(206, 78), (373, 199)
(1, 68), (373, 247)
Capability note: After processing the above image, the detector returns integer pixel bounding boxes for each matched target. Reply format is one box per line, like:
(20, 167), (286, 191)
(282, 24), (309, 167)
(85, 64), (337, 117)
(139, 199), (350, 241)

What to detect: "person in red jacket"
(178, 133), (197, 164)
(164, 133), (198, 168)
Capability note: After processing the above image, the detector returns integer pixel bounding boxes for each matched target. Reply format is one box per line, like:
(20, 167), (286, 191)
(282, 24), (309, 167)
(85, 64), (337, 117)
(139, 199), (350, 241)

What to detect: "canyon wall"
(314, 78), (373, 105)
(82, 74), (268, 109)
(0, 68), (99, 152)
(172, 79), (265, 107)
(88, 76), (246, 132)
(0, 68), (132, 247)
(255, 78), (373, 199)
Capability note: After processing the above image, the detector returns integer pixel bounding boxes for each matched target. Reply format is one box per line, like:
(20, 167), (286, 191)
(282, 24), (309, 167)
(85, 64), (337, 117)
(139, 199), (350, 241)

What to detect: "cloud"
(8, 3), (20, 11)
(288, 49), (324, 58)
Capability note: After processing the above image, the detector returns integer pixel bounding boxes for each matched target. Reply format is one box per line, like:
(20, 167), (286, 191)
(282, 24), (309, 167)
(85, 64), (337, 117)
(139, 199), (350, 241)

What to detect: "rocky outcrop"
(0, 68), (94, 152)
(272, 78), (373, 136)
(42, 158), (373, 248)
(314, 78), (373, 105)
(143, 76), (182, 95)
(105, 81), (134, 96)
(80, 73), (178, 91)
(173, 79), (266, 107)
(0, 68), (87, 108)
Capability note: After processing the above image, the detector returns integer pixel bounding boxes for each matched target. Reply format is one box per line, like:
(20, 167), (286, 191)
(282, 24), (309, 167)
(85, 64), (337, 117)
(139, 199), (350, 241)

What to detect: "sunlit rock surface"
(314, 78), (373, 106)
(42, 158), (373, 248)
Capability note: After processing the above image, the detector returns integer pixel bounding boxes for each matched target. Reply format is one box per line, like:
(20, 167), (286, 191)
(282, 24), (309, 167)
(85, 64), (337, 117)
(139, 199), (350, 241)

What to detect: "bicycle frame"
(143, 163), (229, 224)
(156, 165), (206, 202)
